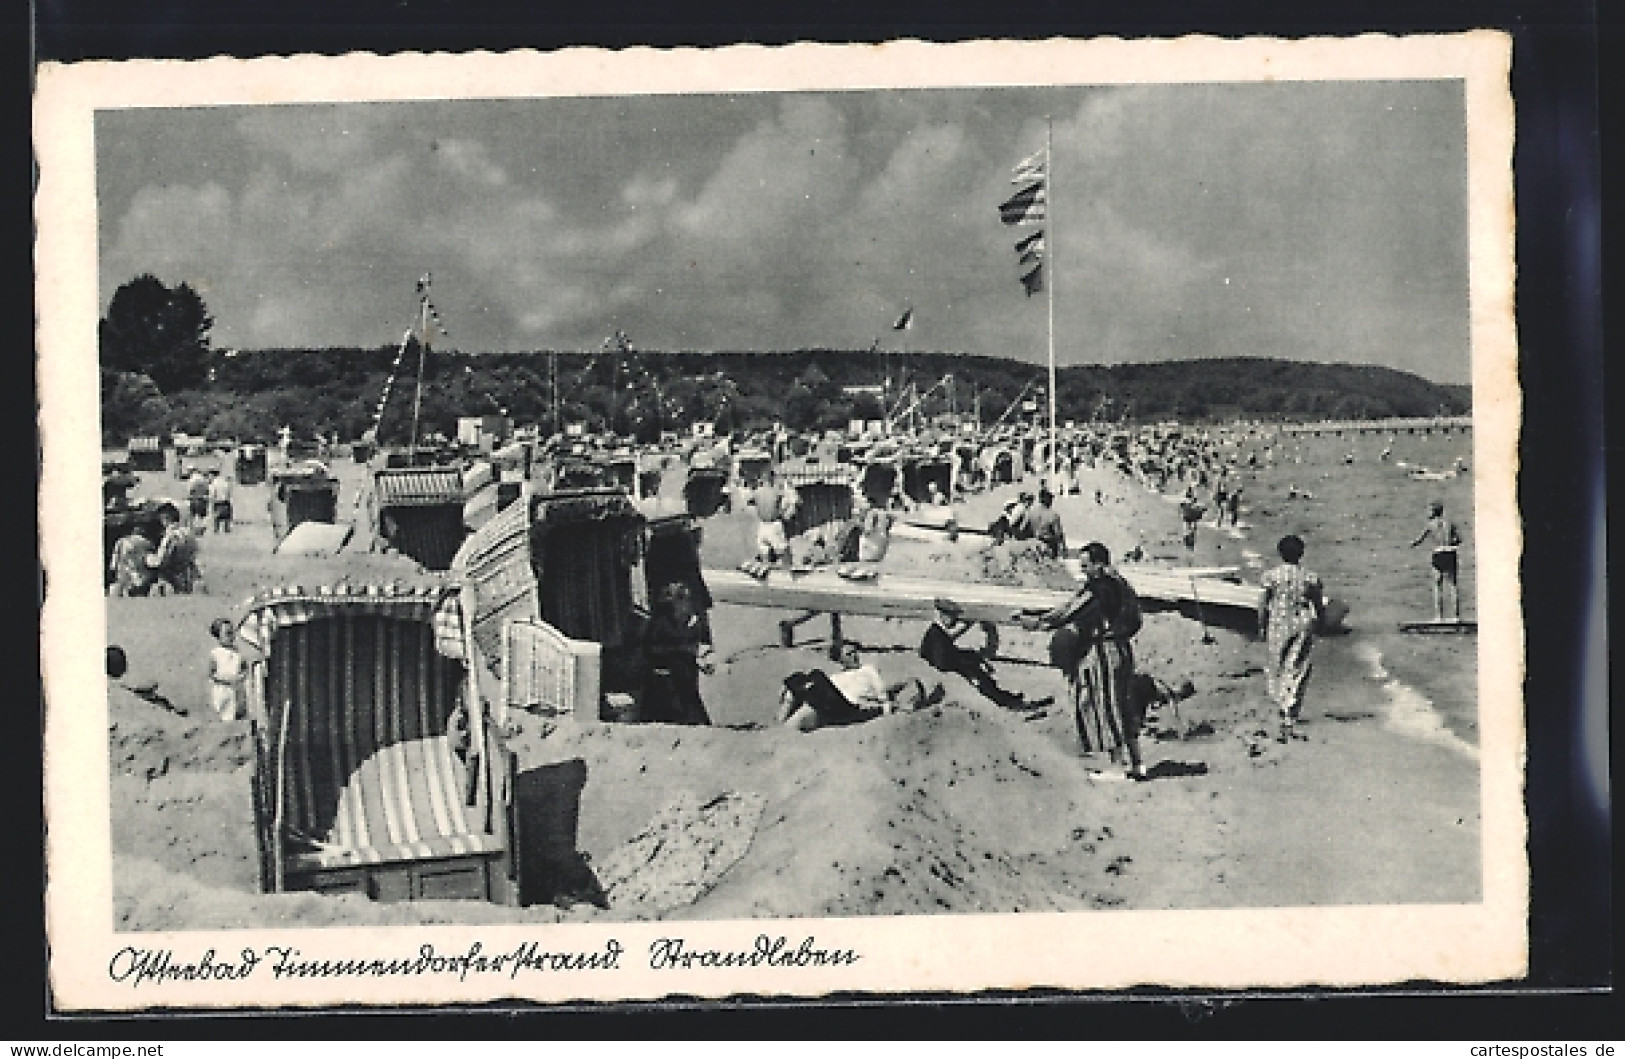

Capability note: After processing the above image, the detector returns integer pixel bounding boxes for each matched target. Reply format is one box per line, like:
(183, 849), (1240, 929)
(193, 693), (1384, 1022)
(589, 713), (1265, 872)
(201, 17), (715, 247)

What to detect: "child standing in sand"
(207, 618), (245, 722)
(1257, 535), (1326, 743)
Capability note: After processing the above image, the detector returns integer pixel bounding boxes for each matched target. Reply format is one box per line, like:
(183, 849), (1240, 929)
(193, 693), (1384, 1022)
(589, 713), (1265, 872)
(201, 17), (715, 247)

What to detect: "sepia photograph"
(37, 34), (1525, 1009)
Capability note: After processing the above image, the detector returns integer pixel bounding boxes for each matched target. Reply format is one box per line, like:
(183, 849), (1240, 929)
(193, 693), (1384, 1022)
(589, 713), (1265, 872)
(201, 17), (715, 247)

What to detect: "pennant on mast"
(999, 127), (1059, 485)
(1011, 150), (1046, 184)
(998, 181), (1046, 225)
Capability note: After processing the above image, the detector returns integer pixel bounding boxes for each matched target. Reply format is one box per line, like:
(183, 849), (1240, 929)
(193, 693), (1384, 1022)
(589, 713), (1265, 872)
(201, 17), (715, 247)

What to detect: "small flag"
(1021, 263), (1044, 297)
(1016, 230), (1045, 267)
(999, 182), (1046, 225)
(892, 308), (914, 331)
(1011, 150), (1046, 184)
(421, 299), (450, 342)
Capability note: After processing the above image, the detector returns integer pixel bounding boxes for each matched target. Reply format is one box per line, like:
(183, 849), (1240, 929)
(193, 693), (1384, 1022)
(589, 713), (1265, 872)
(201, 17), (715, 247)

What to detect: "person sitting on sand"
(207, 617), (245, 722)
(146, 503), (204, 594)
(1027, 487), (1066, 559)
(920, 599), (1035, 713)
(857, 495), (894, 564)
(1023, 542), (1146, 781)
(1008, 491), (1036, 541)
(1409, 500), (1463, 621)
(749, 471), (792, 569)
(829, 502), (864, 563)
(988, 498), (1021, 545)
(778, 643), (937, 732)
(108, 523), (155, 597)
(1258, 534), (1326, 743)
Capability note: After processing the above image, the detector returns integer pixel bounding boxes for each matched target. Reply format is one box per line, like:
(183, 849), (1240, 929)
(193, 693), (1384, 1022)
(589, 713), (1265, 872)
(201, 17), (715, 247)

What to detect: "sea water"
(1201, 427), (1481, 748)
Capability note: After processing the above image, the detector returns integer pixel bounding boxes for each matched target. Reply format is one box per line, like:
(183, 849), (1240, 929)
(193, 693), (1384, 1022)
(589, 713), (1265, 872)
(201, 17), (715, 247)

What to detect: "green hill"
(103, 345), (1472, 447)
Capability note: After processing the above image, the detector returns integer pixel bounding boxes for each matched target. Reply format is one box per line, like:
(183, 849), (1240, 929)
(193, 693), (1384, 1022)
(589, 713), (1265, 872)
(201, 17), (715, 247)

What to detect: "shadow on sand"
(514, 757), (608, 909)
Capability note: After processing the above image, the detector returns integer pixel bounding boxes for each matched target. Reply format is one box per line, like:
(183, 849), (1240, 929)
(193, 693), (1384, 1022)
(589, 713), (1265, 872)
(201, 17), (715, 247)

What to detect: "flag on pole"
(421, 300), (451, 342)
(1016, 230), (1045, 267)
(1021, 263), (1044, 297)
(998, 181), (1046, 225)
(892, 308), (914, 331)
(1011, 150), (1046, 184)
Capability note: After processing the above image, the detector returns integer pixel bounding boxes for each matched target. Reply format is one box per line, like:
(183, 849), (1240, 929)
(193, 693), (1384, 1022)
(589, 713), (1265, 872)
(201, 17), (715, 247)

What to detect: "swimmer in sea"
(1409, 500), (1463, 621)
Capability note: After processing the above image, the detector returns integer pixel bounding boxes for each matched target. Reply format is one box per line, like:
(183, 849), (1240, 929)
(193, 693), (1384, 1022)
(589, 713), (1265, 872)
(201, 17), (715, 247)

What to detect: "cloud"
(96, 84), (1469, 381)
(672, 97), (858, 249)
(433, 138), (509, 188)
(104, 182), (236, 293)
(234, 104), (399, 174)
(622, 175), (678, 208)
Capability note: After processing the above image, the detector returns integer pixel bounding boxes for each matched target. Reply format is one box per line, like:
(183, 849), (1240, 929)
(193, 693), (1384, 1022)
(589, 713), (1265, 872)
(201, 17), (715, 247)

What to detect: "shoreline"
(102, 436), (1484, 928)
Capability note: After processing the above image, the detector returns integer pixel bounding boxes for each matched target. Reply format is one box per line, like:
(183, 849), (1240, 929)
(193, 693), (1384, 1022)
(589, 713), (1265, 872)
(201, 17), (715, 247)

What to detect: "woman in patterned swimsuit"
(1258, 534), (1326, 743)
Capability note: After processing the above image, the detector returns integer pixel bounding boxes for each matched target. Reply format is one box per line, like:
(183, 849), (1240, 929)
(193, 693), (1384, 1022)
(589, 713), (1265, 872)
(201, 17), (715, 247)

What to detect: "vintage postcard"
(37, 33), (1523, 1010)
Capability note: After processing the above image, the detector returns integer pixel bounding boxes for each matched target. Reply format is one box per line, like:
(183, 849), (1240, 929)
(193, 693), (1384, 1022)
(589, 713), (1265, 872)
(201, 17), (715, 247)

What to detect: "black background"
(18, 0), (1612, 1039)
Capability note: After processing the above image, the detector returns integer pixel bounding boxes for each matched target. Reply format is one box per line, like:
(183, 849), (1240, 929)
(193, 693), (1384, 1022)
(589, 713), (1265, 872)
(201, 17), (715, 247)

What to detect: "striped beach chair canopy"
(374, 465), (464, 507)
(238, 582), (510, 891)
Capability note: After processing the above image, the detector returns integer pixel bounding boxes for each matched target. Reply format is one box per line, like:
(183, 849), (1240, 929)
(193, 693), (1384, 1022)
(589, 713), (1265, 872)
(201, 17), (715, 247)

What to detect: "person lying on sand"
(921, 599), (1042, 713)
(777, 643), (941, 732)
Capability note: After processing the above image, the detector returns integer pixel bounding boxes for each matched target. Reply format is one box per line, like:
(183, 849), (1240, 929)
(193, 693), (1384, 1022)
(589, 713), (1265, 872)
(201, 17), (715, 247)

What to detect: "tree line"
(100, 274), (1471, 448)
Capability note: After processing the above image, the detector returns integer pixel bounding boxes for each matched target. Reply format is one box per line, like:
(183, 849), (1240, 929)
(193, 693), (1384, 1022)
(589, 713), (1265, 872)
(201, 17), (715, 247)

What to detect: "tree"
(99, 369), (170, 446)
(99, 274), (215, 393)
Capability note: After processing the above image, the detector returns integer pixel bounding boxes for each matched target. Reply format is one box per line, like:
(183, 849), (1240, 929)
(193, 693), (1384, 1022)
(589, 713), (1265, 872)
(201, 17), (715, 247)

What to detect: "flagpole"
(1045, 116), (1058, 488)
(409, 288), (429, 455)
(550, 349), (559, 436)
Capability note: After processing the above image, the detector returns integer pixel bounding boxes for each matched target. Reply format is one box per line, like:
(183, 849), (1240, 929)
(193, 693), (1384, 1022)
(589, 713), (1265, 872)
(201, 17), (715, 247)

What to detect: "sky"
(96, 80), (1472, 383)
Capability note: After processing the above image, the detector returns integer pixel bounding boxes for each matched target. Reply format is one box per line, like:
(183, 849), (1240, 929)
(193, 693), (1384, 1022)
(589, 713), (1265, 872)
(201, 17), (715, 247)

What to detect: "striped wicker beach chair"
(239, 584), (518, 903)
(372, 465), (468, 571)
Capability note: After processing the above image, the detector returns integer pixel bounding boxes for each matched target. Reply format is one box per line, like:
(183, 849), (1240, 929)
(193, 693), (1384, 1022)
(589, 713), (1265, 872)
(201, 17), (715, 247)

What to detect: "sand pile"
(971, 539), (1080, 590)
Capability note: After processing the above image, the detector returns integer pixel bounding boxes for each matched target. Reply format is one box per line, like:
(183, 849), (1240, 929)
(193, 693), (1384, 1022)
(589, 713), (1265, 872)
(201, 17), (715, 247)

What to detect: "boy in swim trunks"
(1409, 500), (1463, 621)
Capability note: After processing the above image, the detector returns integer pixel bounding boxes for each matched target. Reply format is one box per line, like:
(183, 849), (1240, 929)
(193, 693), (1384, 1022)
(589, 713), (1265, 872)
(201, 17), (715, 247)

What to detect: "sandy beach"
(101, 426), (1483, 932)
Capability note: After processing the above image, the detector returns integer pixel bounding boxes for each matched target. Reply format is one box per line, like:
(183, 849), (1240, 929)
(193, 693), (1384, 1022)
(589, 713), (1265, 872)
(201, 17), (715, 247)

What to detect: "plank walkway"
(706, 564), (1261, 628)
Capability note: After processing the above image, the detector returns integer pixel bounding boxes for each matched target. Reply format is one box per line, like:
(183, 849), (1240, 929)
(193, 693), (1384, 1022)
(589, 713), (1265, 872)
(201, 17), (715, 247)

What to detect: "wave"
(1353, 641), (1478, 759)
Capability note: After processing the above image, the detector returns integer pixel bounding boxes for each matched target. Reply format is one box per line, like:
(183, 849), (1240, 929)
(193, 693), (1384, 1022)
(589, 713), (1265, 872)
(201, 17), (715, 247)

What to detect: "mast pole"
(409, 286), (429, 454)
(1045, 116), (1058, 488)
